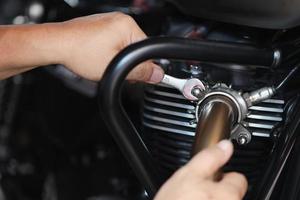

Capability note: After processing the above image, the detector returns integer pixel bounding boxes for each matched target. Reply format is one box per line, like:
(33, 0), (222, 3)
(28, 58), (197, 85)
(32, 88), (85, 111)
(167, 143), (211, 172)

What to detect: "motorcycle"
(1, 0), (300, 199)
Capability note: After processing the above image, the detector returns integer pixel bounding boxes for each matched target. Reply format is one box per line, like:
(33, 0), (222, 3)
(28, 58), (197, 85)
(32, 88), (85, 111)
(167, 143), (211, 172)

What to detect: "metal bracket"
(231, 124), (252, 145)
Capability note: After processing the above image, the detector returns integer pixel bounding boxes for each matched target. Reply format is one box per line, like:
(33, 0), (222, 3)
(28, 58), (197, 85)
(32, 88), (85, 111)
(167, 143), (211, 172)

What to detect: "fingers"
(217, 172), (248, 199)
(124, 14), (147, 43)
(114, 13), (164, 83)
(185, 140), (234, 178)
(127, 62), (164, 83)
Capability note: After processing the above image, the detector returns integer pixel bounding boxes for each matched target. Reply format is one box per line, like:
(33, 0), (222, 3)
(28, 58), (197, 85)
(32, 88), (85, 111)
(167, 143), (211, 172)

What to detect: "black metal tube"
(98, 37), (276, 198)
(254, 97), (300, 200)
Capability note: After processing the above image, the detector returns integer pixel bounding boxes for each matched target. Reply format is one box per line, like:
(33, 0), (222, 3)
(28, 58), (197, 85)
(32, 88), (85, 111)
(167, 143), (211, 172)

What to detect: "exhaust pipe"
(192, 96), (236, 180)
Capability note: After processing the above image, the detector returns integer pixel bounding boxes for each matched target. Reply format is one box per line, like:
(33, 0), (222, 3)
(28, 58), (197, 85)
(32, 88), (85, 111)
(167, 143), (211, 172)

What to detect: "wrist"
(26, 22), (66, 66)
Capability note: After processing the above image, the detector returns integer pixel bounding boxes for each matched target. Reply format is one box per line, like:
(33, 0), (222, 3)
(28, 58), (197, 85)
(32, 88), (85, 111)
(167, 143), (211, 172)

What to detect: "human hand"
(154, 140), (248, 200)
(0, 12), (164, 81)
(55, 12), (164, 82)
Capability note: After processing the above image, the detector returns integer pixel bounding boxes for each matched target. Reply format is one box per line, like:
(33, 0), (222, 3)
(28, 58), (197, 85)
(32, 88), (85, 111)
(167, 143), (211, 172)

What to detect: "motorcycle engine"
(141, 21), (285, 199)
(1, 1), (298, 199)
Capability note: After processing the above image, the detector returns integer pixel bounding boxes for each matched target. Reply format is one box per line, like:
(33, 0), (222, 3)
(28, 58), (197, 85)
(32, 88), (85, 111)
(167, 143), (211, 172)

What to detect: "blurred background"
(0, 0), (168, 199)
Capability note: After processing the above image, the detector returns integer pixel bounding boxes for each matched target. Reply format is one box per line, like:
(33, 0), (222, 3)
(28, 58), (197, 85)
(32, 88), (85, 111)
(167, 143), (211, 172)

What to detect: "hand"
(154, 140), (248, 200)
(0, 12), (164, 82)
(55, 12), (164, 82)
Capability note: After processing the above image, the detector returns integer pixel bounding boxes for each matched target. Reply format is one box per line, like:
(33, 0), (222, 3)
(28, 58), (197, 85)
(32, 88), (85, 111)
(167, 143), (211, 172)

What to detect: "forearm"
(0, 13), (163, 82)
(0, 23), (62, 79)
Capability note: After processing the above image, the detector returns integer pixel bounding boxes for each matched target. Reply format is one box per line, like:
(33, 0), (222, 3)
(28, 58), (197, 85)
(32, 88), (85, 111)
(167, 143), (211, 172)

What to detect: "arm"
(0, 23), (57, 79)
(0, 12), (164, 82)
(0, 12), (247, 199)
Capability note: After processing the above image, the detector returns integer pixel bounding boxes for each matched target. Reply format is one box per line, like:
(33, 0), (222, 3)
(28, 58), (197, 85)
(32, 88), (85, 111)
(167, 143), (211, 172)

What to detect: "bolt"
(238, 136), (247, 145)
(190, 65), (202, 76)
(191, 87), (203, 98)
(237, 133), (249, 145)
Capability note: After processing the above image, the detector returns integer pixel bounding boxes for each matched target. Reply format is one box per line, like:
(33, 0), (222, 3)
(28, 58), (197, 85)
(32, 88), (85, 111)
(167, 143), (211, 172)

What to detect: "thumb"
(185, 140), (234, 178)
(127, 61), (164, 83)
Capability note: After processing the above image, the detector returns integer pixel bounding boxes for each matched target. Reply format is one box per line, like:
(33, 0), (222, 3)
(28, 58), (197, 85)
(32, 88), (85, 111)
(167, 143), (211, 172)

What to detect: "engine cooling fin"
(142, 84), (284, 197)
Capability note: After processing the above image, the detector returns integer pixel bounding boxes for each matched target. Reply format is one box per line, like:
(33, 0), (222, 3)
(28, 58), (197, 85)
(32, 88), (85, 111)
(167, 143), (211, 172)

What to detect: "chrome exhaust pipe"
(192, 96), (236, 180)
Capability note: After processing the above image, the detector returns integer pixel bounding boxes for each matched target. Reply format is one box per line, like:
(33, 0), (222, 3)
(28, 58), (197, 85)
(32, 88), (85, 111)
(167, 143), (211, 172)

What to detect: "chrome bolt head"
(236, 133), (251, 145)
(191, 87), (203, 98)
(237, 136), (247, 145)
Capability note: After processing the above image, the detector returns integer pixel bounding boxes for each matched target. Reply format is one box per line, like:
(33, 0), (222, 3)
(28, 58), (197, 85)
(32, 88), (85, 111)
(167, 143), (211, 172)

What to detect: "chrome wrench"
(161, 75), (205, 101)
